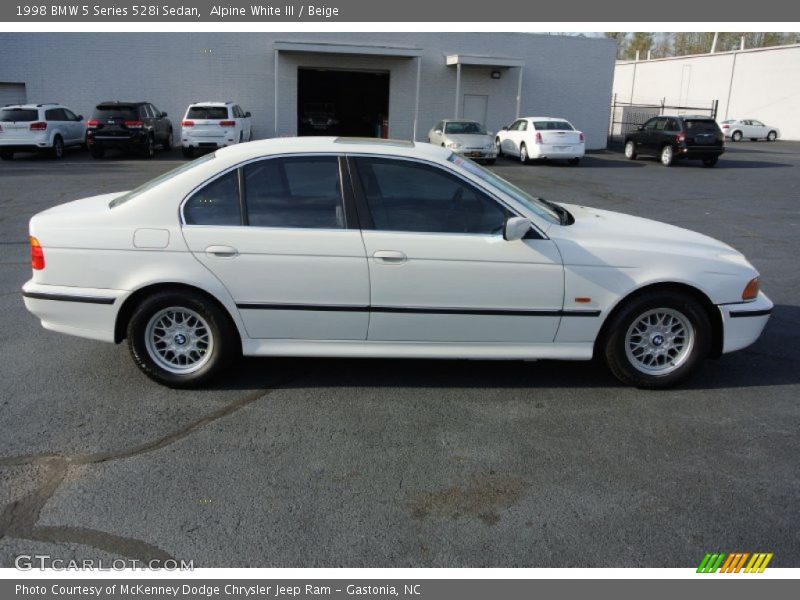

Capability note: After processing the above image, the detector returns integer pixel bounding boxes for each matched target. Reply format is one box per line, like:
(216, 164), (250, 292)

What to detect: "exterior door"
(463, 94), (488, 128)
(350, 156), (564, 343)
(181, 155), (370, 340)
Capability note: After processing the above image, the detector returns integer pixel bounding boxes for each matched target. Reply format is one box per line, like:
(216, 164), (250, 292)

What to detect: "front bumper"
(452, 148), (497, 160)
(22, 281), (126, 343)
(719, 291), (773, 353)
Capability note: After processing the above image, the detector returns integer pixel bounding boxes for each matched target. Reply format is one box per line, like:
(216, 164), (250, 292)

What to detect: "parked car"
(299, 102), (339, 134)
(86, 101), (172, 159)
(22, 137), (771, 389)
(496, 117), (584, 165)
(428, 119), (496, 164)
(181, 101), (252, 158)
(624, 116), (724, 167)
(720, 119), (780, 142)
(0, 103), (86, 160)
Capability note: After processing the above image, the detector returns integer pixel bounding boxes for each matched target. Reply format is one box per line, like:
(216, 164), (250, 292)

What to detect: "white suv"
(0, 103), (86, 160)
(181, 102), (252, 158)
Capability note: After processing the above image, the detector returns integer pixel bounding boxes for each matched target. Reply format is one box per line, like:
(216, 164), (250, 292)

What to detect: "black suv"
(86, 101), (173, 158)
(624, 116), (724, 167)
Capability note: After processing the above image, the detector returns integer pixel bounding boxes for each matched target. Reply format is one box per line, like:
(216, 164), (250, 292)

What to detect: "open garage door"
(298, 69), (389, 138)
(0, 83), (27, 106)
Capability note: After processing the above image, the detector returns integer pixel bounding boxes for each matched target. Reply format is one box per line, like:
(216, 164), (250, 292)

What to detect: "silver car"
(428, 119), (496, 164)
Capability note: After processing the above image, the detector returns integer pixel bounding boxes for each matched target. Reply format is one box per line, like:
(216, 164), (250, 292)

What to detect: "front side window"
(642, 118), (658, 131)
(63, 108), (79, 121)
(516, 120), (528, 131)
(183, 170), (241, 226)
(354, 157), (507, 235)
(244, 156), (344, 229)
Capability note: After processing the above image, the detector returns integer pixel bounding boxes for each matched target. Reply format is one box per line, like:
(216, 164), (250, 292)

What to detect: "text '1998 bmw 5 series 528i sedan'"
(22, 137), (772, 389)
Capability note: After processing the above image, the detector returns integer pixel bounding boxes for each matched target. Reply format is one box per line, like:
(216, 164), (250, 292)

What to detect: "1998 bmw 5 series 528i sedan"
(23, 137), (772, 389)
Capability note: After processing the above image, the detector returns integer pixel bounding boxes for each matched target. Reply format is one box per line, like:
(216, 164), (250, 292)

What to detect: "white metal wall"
(613, 44), (800, 140)
(0, 32), (616, 148)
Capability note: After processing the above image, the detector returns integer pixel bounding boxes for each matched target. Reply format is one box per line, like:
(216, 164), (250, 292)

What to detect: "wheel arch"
(593, 281), (723, 360)
(114, 282), (243, 346)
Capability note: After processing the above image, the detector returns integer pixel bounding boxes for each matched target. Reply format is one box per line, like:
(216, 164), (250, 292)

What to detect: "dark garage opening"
(297, 68), (390, 137)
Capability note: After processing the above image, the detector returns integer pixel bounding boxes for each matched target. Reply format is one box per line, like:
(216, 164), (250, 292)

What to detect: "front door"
(349, 156), (564, 343)
(181, 155), (370, 340)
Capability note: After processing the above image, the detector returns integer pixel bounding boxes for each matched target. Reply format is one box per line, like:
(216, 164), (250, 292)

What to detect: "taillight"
(86, 119), (99, 128)
(535, 132), (542, 143)
(124, 120), (144, 129)
(219, 120), (236, 128)
(722, 124), (730, 129)
(30, 236), (45, 270)
(30, 122), (47, 131)
(675, 132), (686, 143)
(742, 277), (760, 300)
(579, 132), (585, 142)
(182, 120), (195, 127)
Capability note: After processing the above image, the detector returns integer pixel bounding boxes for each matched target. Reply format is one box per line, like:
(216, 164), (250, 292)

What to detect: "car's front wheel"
(495, 138), (503, 157)
(127, 290), (238, 387)
(603, 291), (711, 389)
(767, 131), (777, 142)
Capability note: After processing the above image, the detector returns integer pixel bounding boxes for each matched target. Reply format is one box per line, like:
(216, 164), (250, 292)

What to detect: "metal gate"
(608, 95), (719, 144)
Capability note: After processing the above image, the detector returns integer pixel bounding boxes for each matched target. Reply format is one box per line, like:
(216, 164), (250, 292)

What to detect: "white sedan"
(720, 119), (780, 142)
(496, 117), (585, 165)
(23, 138), (771, 389)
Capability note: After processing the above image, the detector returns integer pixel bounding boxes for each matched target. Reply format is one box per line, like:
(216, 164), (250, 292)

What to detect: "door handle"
(373, 250), (407, 264)
(205, 245), (239, 258)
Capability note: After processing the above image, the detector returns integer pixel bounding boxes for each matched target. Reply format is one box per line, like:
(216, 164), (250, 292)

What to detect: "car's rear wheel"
(767, 131), (777, 142)
(731, 131), (742, 142)
(127, 290), (238, 388)
(0, 151), (13, 161)
(162, 129), (172, 152)
(519, 143), (529, 164)
(624, 140), (637, 160)
(142, 135), (155, 159)
(702, 156), (718, 167)
(660, 145), (674, 166)
(603, 290), (711, 389)
(50, 135), (64, 159)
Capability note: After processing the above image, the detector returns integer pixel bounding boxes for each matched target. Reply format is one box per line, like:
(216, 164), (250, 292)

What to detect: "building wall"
(613, 44), (800, 140)
(0, 32), (616, 148)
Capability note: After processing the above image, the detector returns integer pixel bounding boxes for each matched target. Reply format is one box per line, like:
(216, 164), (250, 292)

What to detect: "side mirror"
(160, 111), (167, 117)
(501, 126), (508, 131)
(245, 111), (251, 117)
(434, 129), (442, 136)
(76, 115), (83, 121)
(637, 125), (645, 131)
(503, 217), (532, 242)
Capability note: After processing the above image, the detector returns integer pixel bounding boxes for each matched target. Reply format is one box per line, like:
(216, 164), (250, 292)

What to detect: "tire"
(182, 147), (194, 159)
(127, 290), (238, 388)
(0, 151), (13, 161)
(89, 146), (104, 159)
(603, 290), (711, 389)
(162, 129), (172, 152)
(624, 140), (637, 160)
(50, 135), (64, 160)
(660, 145), (674, 167)
(767, 131), (777, 142)
(495, 138), (503, 157)
(702, 156), (718, 168)
(519, 143), (529, 164)
(731, 131), (742, 142)
(568, 157), (581, 166)
(238, 131), (243, 144)
(142, 135), (155, 159)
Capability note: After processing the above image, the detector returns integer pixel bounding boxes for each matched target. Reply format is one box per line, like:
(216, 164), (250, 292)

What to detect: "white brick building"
(0, 32), (616, 148)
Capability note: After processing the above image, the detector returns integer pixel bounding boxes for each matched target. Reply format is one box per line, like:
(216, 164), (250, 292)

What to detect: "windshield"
(445, 121), (486, 135)
(0, 108), (38, 122)
(533, 120), (574, 131)
(109, 153), (216, 208)
(187, 106), (229, 120)
(447, 154), (560, 224)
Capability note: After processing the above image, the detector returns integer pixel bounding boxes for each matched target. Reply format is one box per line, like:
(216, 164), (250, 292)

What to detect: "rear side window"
(0, 108), (38, 122)
(93, 106), (138, 120)
(533, 121), (574, 130)
(45, 108), (68, 121)
(183, 170), (242, 226)
(243, 156), (344, 229)
(684, 119), (720, 133)
(187, 106), (229, 120)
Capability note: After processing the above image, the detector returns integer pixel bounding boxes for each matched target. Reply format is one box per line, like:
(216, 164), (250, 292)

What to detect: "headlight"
(484, 143), (495, 151)
(446, 141), (463, 150)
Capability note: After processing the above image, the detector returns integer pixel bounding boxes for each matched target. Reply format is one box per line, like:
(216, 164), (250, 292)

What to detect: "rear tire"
(50, 135), (64, 160)
(660, 145), (674, 167)
(0, 151), (13, 161)
(624, 140), (637, 160)
(603, 290), (711, 389)
(142, 135), (155, 159)
(162, 129), (172, 152)
(127, 290), (238, 388)
(731, 131), (742, 142)
(519, 143), (529, 164)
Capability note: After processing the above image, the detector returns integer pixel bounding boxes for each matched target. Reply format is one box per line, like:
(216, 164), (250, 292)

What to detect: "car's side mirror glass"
(637, 125), (645, 131)
(501, 126), (508, 131)
(161, 112), (167, 117)
(245, 112), (251, 117)
(503, 217), (532, 242)
(77, 115), (83, 121)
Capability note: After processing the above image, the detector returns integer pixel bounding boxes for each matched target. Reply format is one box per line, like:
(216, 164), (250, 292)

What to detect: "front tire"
(603, 291), (711, 389)
(660, 145), (674, 167)
(624, 140), (637, 160)
(767, 131), (777, 142)
(495, 138), (503, 157)
(127, 290), (238, 388)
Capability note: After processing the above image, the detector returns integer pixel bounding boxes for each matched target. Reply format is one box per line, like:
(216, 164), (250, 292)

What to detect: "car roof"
(189, 101), (234, 106)
(214, 137), (449, 162)
(442, 118), (480, 123)
(522, 116), (572, 121)
(2, 103), (59, 109)
(96, 101), (148, 107)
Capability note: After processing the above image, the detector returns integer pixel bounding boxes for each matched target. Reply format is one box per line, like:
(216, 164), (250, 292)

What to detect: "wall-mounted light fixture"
(491, 71), (502, 79)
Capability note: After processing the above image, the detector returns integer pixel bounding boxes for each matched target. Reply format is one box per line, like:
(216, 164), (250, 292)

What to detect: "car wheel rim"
(624, 308), (695, 375)
(661, 147), (672, 165)
(625, 142), (634, 158)
(55, 140), (63, 157)
(144, 307), (214, 375)
(521, 147), (527, 162)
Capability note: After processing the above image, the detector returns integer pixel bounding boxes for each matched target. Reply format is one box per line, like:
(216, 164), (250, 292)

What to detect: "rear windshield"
(93, 106), (138, 120)
(444, 121), (486, 135)
(0, 108), (38, 122)
(187, 106), (229, 120)
(109, 153), (216, 208)
(684, 119), (720, 133)
(533, 121), (574, 131)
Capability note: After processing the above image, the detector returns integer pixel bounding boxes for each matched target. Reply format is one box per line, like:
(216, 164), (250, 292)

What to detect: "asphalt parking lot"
(0, 142), (798, 568)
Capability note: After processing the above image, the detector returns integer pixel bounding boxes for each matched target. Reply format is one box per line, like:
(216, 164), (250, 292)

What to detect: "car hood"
(445, 133), (493, 146)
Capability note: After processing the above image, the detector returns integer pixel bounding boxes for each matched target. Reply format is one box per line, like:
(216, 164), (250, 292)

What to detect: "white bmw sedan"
(23, 137), (772, 389)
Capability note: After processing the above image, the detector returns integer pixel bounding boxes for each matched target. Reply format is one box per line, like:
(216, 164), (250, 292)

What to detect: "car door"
(500, 119), (521, 155)
(636, 117), (658, 153)
(62, 108), (83, 145)
(350, 155), (564, 343)
(181, 154), (370, 340)
(750, 120), (766, 139)
(150, 104), (167, 142)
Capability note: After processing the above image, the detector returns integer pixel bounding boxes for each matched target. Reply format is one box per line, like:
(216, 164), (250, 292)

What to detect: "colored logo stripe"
(697, 552), (773, 573)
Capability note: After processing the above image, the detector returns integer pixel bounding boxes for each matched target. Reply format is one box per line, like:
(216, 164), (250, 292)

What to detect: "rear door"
(181, 154), (370, 340)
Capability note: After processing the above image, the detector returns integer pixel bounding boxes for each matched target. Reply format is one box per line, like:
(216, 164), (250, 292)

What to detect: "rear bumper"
(528, 144), (585, 160)
(88, 132), (148, 149)
(22, 281), (125, 343)
(0, 144), (51, 152)
(679, 146), (725, 158)
(719, 291), (773, 353)
(182, 132), (236, 149)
